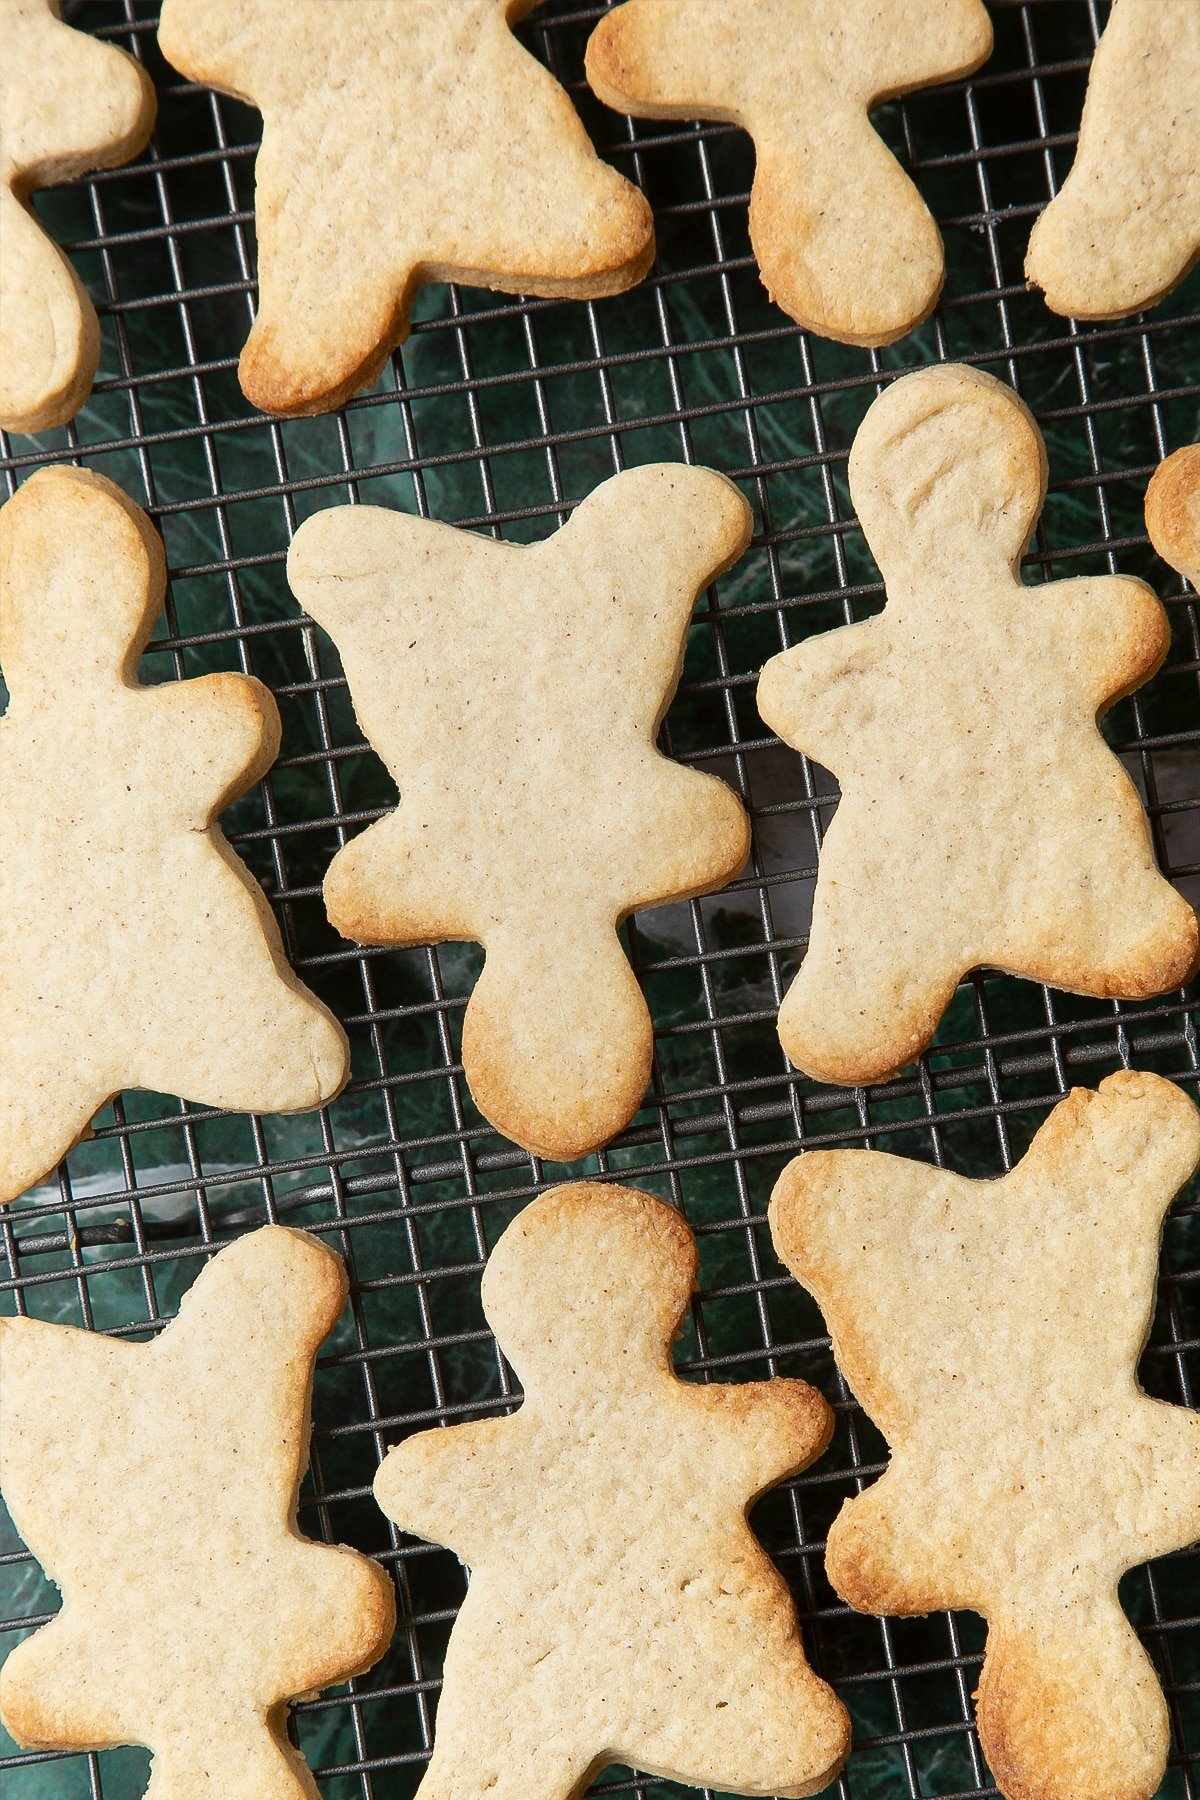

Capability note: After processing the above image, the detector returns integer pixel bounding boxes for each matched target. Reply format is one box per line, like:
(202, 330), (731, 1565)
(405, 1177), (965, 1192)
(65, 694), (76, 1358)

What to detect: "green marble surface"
(3, 1), (1200, 1796)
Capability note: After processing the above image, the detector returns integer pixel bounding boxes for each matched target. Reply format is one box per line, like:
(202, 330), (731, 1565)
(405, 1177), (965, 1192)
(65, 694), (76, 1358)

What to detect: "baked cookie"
(156, 0), (654, 417)
(0, 466), (348, 1204)
(0, 0), (155, 433)
(375, 1180), (849, 1799)
(586, 0), (992, 347)
(757, 364), (1198, 1088)
(0, 1225), (396, 1800)
(770, 1070), (1200, 1800)
(1146, 444), (1200, 586)
(1026, 0), (1200, 320)
(288, 465), (751, 1161)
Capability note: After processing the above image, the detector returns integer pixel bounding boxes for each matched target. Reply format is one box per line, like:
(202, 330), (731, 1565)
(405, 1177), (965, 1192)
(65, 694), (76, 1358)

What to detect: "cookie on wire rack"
(1026, 0), (1200, 321)
(287, 464), (752, 1163)
(757, 362), (1199, 1089)
(375, 1181), (850, 1799)
(0, 466), (349, 1205)
(157, 0), (655, 417)
(770, 1070), (1200, 1800)
(1146, 444), (1200, 589)
(0, 1225), (396, 1800)
(0, 0), (156, 432)
(586, 0), (993, 347)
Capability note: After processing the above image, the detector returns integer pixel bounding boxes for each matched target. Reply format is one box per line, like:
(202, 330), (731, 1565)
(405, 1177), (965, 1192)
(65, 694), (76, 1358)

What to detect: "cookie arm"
(695, 1377), (833, 1498)
(373, 1419), (517, 1567)
(1042, 574), (1170, 711)
(154, 673), (281, 815)
(757, 622), (882, 770)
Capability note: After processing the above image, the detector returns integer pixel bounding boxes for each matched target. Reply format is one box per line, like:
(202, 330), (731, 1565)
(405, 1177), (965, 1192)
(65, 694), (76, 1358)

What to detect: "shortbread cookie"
(374, 1181), (849, 1799)
(157, 1), (654, 417)
(1146, 444), (1200, 586)
(770, 1071), (1200, 1800)
(1026, 0), (1200, 319)
(586, 0), (992, 347)
(0, 1225), (396, 1800)
(288, 466), (751, 1161)
(756, 364), (1198, 1088)
(0, 466), (348, 1204)
(1, 0), (155, 433)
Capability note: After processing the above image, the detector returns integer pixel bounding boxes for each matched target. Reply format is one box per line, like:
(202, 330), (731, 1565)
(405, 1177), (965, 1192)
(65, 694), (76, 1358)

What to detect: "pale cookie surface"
(374, 1180), (849, 1799)
(757, 363), (1198, 1088)
(1026, 0), (1200, 319)
(0, 0), (155, 433)
(1146, 444), (1200, 587)
(157, 0), (654, 416)
(288, 465), (751, 1161)
(769, 1071), (1200, 1800)
(0, 1225), (396, 1800)
(0, 466), (348, 1205)
(586, 0), (992, 347)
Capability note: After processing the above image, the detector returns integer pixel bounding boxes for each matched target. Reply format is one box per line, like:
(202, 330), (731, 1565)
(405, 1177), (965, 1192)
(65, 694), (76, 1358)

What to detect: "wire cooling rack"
(4, 2), (1200, 1796)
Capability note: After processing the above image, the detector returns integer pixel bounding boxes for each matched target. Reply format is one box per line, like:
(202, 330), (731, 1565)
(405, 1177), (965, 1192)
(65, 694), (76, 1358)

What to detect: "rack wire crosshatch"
(3, 2), (1200, 1796)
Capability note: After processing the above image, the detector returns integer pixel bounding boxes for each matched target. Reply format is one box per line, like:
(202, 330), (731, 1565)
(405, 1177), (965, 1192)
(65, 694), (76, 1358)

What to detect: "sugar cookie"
(0, 0), (155, 433)
(1026, 0), (1200, 320)
(0, 1225), (396, 1800)
(586, 0), (992, 347)
(0, 466), (348, 1204)
(156, 0), (655, 417)
(375, 1180), (849, 1799)
(757, 364), (1198, 1088)
(1146, 444), (1200, 587)
(288, 465), (751, 1161)
(770, 1070), (1200, 1800)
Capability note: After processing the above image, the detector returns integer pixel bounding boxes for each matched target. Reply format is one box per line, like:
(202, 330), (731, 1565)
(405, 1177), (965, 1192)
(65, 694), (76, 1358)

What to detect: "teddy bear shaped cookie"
(0, 467), (348, 1203)
(1026, 0), (1200, 320)
(1, 0), (156, 432)
(288, 465), (752, 1161)
(757, 363), (1198, 1087)
(375, 1180), (850, 1799)
(586, 0), (992, 346)
(771, 1070), (1200, 1800)
(157, 0), (654, 416)
(0, 1226), (396, 1800)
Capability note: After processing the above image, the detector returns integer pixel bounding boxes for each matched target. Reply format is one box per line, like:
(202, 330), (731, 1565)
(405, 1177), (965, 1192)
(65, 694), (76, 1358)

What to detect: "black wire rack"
(4, 3), (1200, 1797)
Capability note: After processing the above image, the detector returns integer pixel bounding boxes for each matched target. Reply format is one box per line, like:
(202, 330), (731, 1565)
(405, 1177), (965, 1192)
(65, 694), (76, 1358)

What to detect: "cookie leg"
(142, 1717), (321, 1800)
(977, 1601), (1169, 1800)
(0, 187), (100, 433)
(0, 1065), (100, 1205)
(1016, 856), (1198, 1001)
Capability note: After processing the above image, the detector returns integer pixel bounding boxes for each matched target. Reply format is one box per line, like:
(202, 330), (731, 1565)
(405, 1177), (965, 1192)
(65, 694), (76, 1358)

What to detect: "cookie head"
(850, 365), (1048, 584)
(482, 1183), (697, 1384)
(0, 466), (165, 687)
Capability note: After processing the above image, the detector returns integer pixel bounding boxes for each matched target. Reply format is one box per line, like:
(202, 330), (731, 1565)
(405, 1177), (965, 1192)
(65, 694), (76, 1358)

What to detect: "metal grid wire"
(4, 1), (1200, 1795)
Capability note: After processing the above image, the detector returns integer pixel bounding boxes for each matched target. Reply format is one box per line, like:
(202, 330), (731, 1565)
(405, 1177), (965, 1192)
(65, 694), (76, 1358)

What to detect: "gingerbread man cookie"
(157, 0), (654, 417)
(0, 466), (348, 1204)
(1026, 0), (1200, 320)
(586, 0), (992, 347)
(288, 465), (751, 1161)
(0, 1225), (396, 1800)
(757, 364), (1198, 1087)
(770, 1071), (1200, 1800)
(1, 0), (156, 433)
(375, 1181), (849, 1799)
(1146, 444), (1200, 587)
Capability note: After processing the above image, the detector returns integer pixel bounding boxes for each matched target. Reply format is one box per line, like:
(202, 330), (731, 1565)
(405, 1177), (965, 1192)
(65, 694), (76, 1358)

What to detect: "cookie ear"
(849, 365), (1047, 589)
(0, 466), (164, 689)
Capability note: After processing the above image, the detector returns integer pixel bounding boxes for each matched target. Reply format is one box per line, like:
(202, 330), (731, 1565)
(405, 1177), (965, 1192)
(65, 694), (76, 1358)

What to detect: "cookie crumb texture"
(1026, 0), (1200, 319)
(375, 1181), (849, 1798)
(586, 0), (992, 347)
(157, 0), (654, 417)
(0, 466), (349, 1204)
(771, 1070), (1200, 1800)
(0, 1226), (396, 1800)
(0, 0), (156, 432)
(757, 363), (1198, 1087)
(288, 465), (752, 1162)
